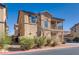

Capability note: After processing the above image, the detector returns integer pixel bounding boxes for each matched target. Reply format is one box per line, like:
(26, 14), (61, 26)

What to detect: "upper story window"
(44, 20), (49, 28)
(29, 15), (37, 24)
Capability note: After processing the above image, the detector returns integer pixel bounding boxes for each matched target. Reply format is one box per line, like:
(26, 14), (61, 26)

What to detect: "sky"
(5, 3), (79, 35)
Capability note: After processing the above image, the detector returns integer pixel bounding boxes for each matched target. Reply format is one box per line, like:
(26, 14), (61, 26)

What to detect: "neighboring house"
(71, 23), (79, 39)
(0, 4), (8, 39)
(64, 31), (71, 36)
(15, 10), (64, 43)
(64, 31), (73, 42)
(14, 24), (18, 36)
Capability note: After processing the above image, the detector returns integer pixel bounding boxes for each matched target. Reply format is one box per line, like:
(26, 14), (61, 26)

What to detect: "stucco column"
(62, 22), (64, 43)
(56, 21), (58, 29)
(61, 31), (64, 43)
(62, 22), (63, 29)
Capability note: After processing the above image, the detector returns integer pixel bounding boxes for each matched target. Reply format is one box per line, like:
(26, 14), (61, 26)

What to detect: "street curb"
(0, 45), (79, 54)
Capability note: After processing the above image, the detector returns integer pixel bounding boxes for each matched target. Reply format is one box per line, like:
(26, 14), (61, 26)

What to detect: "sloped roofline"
(52, 17), (64, 21)
(0, 3), (6, 8)
(71, 22), (79, 30)
(17, 10), (64, 23)
(17, 10), (38, 23)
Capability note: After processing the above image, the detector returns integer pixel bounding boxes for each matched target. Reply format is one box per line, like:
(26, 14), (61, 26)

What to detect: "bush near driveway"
(46, 38), (57, 47)
(19, 36), (35, 50)
(0, 44), (3, 49)
(51, 41), (58, 47)
(46, 38), (52, 46)
(35, 36), (47, 48)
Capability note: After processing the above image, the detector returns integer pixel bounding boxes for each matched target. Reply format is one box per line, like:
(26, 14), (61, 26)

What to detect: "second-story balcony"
(51, 17), (64, 31)
(42, 23), (63, 32)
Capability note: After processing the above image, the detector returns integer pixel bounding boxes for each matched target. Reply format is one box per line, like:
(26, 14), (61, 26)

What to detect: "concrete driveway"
(66, 43), (79, 46)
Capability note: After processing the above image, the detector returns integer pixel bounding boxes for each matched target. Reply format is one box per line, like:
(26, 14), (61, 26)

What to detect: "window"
(29, 15), (37, 24)
(44, 20), (48, 28)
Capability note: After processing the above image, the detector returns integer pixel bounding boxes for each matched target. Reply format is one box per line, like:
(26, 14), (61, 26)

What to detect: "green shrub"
(51, 41), (58, 47)
(19, 37), (25, 50)
(50, 36), (58, 47)
(0, 44), (3, 49)
(62, 41), (66, 44)
(19, 36), (35, 50)
(35, 36), (47, 48)
(46, 38), (51, 46)
(33, 36), (38, 48)
(2, 36), (11, 45)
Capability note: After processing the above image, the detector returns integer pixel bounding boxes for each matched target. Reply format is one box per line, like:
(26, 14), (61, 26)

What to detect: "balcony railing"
(51, 22), (63, 30)
(58, 26), (63, 29)
(51, 26), (63, 30)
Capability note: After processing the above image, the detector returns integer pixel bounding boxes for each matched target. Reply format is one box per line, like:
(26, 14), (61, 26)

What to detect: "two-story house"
(14, 10), (64, 44)
(0, 4), (8, 39)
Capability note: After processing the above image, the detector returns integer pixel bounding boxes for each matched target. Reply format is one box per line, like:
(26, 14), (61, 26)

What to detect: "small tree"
(51, 36), (58, 47)
(46, 38), (52, 46)
(19, 36), (35, 50)
(0, 34), (11, 50)
(2, 35), (11, 44)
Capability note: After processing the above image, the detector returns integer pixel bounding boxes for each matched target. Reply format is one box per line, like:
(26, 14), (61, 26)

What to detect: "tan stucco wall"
(0, 8), (6, 22)
(40, 15), (51, 38)
(24, 24), (37, 36)
(0, 7), (6, 39)
(57, 32), (64, 43)
(0, 24), (4, 37)
(43, 30), (51, 38)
